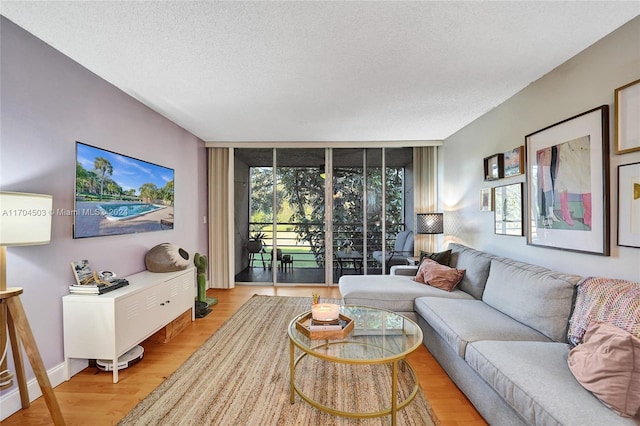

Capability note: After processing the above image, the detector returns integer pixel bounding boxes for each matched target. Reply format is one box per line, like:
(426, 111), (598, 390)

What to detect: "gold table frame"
(288, 306), (423, 425)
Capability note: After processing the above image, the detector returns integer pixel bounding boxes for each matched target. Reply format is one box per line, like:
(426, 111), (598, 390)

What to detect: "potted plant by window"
(247, 232), (266, 254)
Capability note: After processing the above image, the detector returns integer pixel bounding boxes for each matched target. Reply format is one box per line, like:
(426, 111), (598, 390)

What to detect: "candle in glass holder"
(311, 303), (340, 321)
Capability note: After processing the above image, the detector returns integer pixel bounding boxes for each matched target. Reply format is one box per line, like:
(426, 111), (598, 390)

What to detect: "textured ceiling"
(1, 2), (638, 143)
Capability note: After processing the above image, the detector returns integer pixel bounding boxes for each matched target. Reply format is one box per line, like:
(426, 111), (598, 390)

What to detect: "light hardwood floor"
(3, 286), (487, 425)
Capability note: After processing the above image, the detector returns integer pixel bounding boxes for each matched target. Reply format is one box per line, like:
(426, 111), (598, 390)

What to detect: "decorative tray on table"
(295, 312), (354, 340)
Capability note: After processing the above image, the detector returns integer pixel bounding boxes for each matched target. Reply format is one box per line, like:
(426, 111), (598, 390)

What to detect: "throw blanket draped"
(567, 277), (640, 346)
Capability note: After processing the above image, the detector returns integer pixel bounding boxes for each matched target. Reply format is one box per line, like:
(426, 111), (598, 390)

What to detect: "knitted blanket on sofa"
(567, 277), (640, 346)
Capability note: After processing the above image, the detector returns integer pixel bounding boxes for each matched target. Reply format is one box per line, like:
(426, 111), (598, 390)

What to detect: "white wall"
(440, 17), (640, 281)
(0, 16), (208, 407)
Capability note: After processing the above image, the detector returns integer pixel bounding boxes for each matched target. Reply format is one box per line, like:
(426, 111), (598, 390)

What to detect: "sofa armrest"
(390, 265), (418, 276)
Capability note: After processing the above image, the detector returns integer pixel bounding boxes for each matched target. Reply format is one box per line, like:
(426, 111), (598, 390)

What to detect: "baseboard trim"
(0, 359), (87, 421)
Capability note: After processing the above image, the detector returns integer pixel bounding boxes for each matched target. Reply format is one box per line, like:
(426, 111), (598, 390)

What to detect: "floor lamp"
(416, 213), (444, 253)
(0, 191), (65, 425)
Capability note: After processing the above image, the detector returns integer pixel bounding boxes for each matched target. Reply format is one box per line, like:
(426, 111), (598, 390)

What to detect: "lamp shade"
(0, 192), (53, 246)
(416, 213), (443, 234)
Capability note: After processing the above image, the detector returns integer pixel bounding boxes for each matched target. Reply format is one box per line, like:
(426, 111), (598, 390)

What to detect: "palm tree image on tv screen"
(73, 141), (175, 238)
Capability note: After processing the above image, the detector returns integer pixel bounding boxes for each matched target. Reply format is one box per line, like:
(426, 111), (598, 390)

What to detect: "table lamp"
(0, 191), (65, 424)
(416, 212), (444, 254)
(416, 213), (444, 235)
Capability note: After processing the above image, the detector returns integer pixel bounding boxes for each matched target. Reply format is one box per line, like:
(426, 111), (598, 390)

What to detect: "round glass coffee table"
(288, 305), (423, 425)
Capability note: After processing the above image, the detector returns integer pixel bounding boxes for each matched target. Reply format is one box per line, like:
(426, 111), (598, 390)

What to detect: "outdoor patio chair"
(372, 230), (414, 272)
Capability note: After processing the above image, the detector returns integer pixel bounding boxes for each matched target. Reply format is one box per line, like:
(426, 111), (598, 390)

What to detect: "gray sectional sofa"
(338, 243), (639, 425)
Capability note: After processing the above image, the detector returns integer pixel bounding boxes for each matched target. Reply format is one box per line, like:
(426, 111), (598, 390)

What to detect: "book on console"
(309, 318), (348, 331)
(69, 278), (129, 295)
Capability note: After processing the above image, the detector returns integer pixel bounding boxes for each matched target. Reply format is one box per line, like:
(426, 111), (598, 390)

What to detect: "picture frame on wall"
(614, 79), (640, 154)
(484, 153), (504, 181)
(480, 188), (493, 211)
(494, 183), (523, 236)
(617, 162), (640, 248)
(503, 146), (524, 177)
(525, 105), (610, 255)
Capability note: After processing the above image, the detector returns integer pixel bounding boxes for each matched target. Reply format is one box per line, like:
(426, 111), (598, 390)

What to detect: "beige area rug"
(118, 295), (437, 425)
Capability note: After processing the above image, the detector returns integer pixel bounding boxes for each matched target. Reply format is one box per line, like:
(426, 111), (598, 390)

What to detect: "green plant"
(247, 232), (266, 254)
(250, 232), (266, 241)
(194, 253), (208, 302)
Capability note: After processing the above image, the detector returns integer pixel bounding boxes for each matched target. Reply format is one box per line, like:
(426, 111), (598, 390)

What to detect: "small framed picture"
(494, 183), (524, 236)
(480, 188), (493, 211)
(484, 153), (504, 181)
(617, 162), (640, 248)
(504, 146), (524, 177)
(71, 259), (96, 285)
(615, 79), (640, 154)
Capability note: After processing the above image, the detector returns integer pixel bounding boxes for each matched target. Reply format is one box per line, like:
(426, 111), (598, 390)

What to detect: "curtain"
(413, 146), (439, 254)
(208, 148), (233, 288)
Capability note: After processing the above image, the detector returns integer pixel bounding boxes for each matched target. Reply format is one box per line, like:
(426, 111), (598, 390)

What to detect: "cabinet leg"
(64, 358), (70, 381)
(113, 357), (119, 383)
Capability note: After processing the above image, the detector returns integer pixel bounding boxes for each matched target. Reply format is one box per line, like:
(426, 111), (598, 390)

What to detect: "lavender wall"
(0, 16), (208, 400)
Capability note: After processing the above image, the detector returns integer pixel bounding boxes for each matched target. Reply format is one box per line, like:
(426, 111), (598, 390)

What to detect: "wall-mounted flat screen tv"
(74, 141), (175, 239)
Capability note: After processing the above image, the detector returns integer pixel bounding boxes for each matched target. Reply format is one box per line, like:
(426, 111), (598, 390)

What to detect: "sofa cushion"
(567, 277), (640, 346)
(339, 275), (474, 313)
(414, 258), (465, 291)
(568, 322), (640, 417)
(448, 243), (495, 299)
(419, 249), (451, 266)
(482, 257), (580, 342)
(415, 298), (550, 357)
(466, 340), (638, 425)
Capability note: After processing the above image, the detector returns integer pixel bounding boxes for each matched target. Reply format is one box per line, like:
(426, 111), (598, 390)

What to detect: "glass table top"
(288, 305), (423, 363)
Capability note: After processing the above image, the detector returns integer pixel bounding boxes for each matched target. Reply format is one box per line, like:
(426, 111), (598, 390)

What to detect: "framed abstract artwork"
(525, 105), (610, 255)
(617, 162), (640, 248)
(494, 183), (523, 236)
(614, 79), (640, 154)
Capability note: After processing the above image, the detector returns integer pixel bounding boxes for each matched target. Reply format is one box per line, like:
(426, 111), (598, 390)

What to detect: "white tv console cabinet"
(63, 267), (196, 383)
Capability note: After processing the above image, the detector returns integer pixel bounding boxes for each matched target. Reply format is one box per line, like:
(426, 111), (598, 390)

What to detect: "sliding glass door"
(275, 148), (326, 284)
(332, 148), (365, 280)
(234, 146), (413, 286)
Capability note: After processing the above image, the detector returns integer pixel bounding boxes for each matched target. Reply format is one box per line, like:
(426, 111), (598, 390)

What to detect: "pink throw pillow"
(414, 258), (465, 292)
(568, 322), (640, 417)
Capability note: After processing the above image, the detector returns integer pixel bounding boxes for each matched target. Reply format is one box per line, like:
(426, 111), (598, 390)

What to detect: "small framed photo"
(494, 183), (523, 236)
(617, 162), (640, 248)
(71, 259), (96, 285)
(480, 188), (493, 211)
(504, 146), (524, 177)
(484, 153), (504, 181)
(615, 79), (640, 154)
